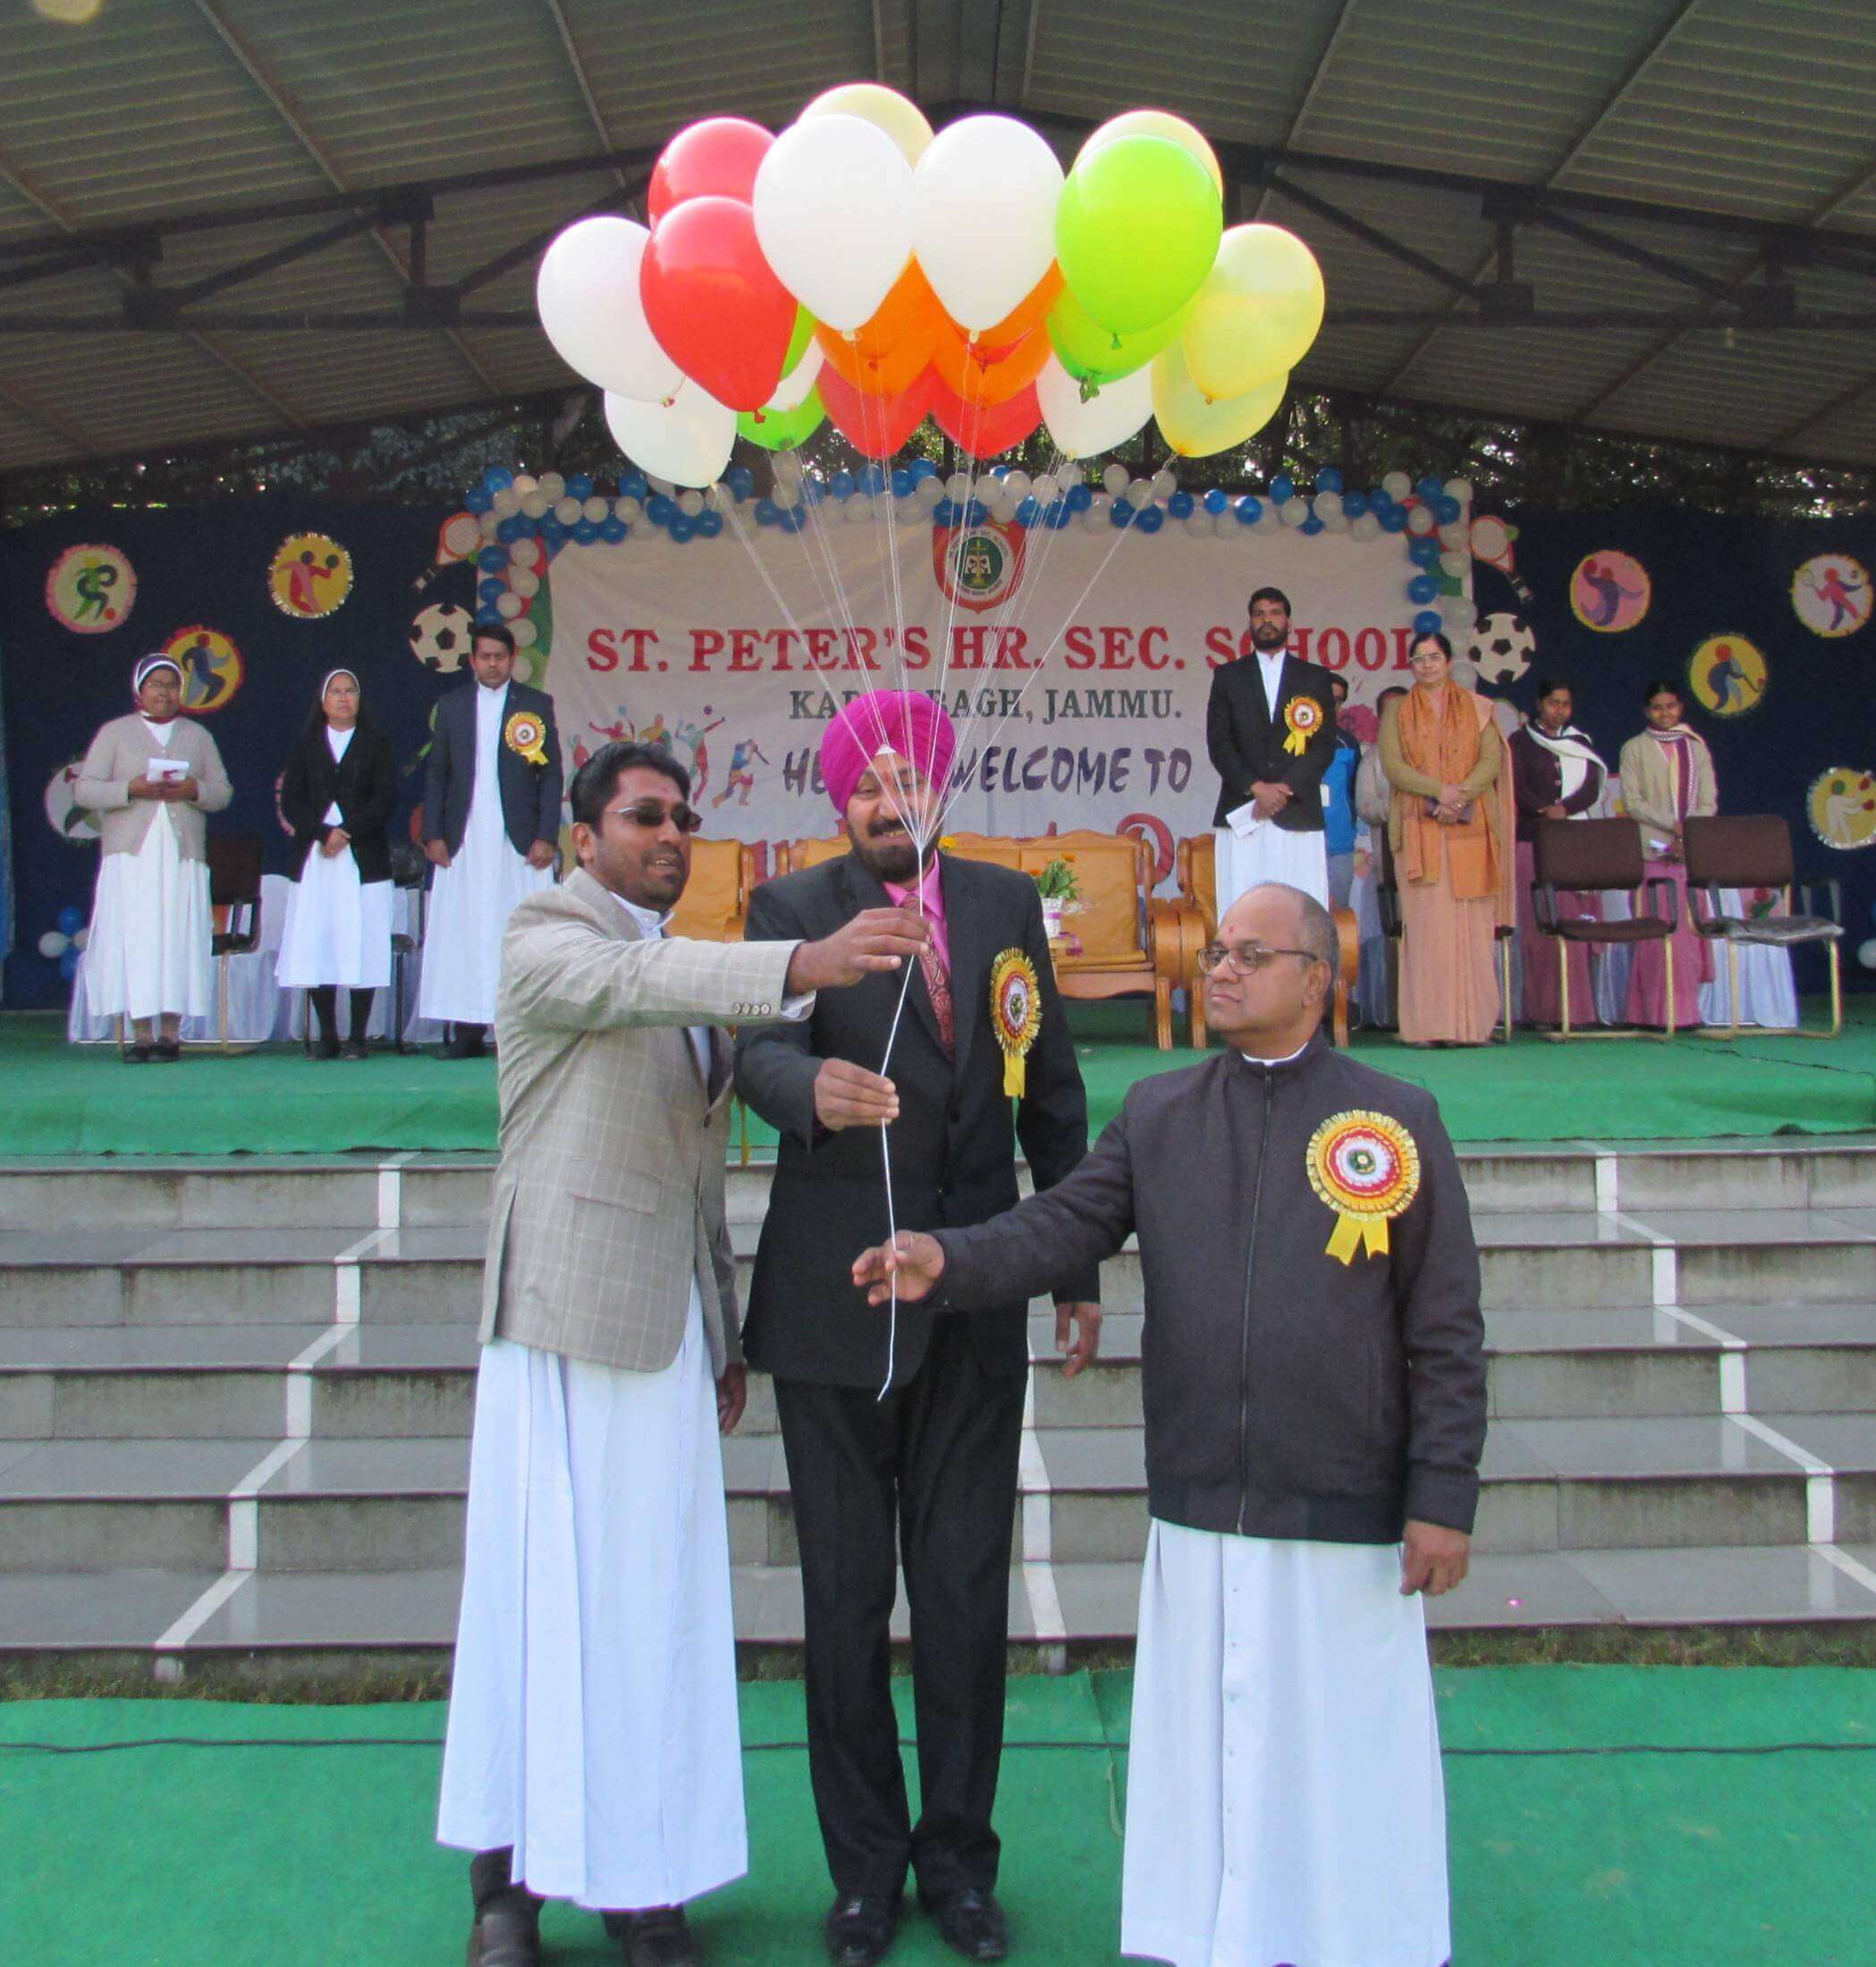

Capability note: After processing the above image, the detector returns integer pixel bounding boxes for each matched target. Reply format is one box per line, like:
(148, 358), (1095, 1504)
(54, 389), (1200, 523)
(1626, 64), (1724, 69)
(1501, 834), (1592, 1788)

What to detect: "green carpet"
(4, 999), (1873, 1156)
(4, 1668), (1872, 1963)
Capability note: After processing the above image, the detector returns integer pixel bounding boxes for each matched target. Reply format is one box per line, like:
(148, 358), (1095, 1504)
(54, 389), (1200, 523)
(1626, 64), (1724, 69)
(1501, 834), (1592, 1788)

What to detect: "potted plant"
(1034, 857), (1081, 941)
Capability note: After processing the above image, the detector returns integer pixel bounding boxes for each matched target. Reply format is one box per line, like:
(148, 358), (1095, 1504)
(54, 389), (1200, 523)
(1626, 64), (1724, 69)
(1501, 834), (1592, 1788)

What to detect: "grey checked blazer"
(482, 865), (803, 1378)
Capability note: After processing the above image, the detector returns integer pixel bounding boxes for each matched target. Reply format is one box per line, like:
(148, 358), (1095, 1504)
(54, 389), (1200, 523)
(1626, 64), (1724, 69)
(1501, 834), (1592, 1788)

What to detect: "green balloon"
(738, 388), (824, 452)
(1056, 135), (1222, 337)
(783, 306), (816, 376)
(1047, 286), (1193, 390)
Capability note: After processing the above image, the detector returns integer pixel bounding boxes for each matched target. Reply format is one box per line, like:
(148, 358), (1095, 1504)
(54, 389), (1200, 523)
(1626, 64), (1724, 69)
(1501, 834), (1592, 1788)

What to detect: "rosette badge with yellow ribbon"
(504, 710), (548, 767)
(1281, 695), (1324, 756)
(989, 950), (1042, 1098)
(1306, 1110), (1421, 1263)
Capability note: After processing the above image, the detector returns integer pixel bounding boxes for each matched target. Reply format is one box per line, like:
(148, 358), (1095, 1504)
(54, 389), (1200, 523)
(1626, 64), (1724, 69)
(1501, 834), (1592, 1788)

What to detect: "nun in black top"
(277, 668), (398, 1058)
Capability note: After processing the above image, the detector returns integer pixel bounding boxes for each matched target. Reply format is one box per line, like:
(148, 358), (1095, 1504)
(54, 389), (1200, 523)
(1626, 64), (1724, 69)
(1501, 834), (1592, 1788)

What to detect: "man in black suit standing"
(735, 693), (1101, 1967)
(1206, 585), (1338, 913)
(419, 623), (563, 1056)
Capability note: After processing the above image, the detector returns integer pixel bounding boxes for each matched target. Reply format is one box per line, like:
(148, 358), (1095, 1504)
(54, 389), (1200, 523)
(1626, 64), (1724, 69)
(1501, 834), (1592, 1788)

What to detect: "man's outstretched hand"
(851, 1230), (946, 1304)
(787, 907), (930, 993)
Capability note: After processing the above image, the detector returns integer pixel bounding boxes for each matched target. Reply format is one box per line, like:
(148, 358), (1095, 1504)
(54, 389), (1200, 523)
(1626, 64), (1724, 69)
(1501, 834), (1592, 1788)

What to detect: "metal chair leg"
(1661, 942), (1676, 1041)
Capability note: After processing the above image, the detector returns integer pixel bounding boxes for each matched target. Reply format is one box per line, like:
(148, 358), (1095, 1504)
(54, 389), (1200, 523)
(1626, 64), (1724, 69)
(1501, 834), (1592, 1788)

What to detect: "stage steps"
(1, 1140), (1874, 1676)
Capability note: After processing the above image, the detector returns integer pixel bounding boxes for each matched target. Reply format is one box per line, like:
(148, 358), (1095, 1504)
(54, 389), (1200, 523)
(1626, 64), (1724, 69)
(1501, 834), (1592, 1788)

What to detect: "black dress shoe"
(465, 1895), (541, 1967)
(123, 1043), (151, 1064)
(824, 1893), (900, 1966)
(342, 1038), (369, 1061)
(919, 1886), (1008, 1962)
(152, 1038), (182, 1062)
(606, 1905), (702, 1966)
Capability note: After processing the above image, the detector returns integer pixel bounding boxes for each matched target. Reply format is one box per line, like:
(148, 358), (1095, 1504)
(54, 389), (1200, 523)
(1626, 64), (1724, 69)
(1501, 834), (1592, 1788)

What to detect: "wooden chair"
(1375, 826), (1515, 1043)
(1174, 834), (1360, 1050)
(666, 838), (756, 942)
(207, 833), (265, 1052)
(1682, 815), (1844, 1039)
(1531, 817), (1677, 1041)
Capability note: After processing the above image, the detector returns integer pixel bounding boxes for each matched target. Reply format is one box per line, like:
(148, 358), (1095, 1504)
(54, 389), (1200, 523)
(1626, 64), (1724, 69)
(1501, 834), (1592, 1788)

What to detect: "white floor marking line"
(153, 1228), (392, 1680)
(376, 1152), (415, 1230)
(1608, 1208), (1681, 1309)
(1593, 1153), (1619, 1215)
(1816, 1545), (1876, 1600)
(1019, 1339), (1066, 1648)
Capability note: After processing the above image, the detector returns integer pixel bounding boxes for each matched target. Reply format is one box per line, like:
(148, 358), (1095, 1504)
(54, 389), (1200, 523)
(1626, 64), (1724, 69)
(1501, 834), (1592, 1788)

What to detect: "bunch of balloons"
(537, 88), (1325, 487)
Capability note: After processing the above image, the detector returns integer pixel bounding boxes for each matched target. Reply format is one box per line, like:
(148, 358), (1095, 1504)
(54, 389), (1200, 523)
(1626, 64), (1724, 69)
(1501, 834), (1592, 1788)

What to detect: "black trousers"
(773, 1316), (1026, 1900)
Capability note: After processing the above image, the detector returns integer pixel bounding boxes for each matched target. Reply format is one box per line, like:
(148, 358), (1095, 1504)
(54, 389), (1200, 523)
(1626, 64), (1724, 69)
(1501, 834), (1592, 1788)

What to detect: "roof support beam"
(1261, 171), (1477, 297)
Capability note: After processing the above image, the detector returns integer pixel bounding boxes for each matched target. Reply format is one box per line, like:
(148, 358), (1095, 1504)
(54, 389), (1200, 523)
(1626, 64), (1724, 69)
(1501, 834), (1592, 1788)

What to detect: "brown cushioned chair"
(1682, 815), (1844, 1039)
(665, 837), (755, 943)
(207, 833), (265, 1053)
(1374, 825), (1515, 1043)
(1175, 834), (1359, 1050)
(1531, 817), (1678, 1041)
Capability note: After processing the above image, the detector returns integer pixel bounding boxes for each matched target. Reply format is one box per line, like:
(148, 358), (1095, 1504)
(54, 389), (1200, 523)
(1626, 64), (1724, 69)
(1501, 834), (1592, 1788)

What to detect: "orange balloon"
(931, 320), (1052, 406)
(815, 263), (946, 395)
(982, 264), (1063, 344)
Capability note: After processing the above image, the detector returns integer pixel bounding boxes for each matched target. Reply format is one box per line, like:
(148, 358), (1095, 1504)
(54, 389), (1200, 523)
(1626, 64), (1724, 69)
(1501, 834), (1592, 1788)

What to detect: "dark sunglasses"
(605, 800), (704, 834)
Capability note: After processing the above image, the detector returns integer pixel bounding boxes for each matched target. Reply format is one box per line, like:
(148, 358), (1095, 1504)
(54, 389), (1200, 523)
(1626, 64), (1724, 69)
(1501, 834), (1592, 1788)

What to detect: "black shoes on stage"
(824, 1885), (1008, 1964)
(605, 1905), (703, 1966)
(440, 1021), (488, 1059)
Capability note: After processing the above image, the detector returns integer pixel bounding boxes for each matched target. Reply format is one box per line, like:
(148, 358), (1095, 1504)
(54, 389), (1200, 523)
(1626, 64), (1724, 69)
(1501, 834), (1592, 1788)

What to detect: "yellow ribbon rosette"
(1306, 1110), (1421, 1264)
(504, 710), (548, 768)
(1281, 694), (1324, 757)
(989, 949), (1042, 1099)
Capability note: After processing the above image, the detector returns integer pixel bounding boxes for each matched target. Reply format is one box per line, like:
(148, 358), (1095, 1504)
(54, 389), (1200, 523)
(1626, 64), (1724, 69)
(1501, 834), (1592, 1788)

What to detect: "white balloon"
(1437, 520), (1469, 550)
(495, 591), (524, 619)
(1151, 468), (1177, 500)
(1446, 477), (1474, 502)
(1439, 550), (1468, 578)
(1406, 503), (1436, 535)
(520, 492), (549, 519)
(1441, 595), (1475, 627)
(1101, 461), (1130, 496)
(537, 472), (565, 500)
(647, 476), (676, 498)
(511, 617), (539, 646)
(1349, 512), (1382, 542)
(677, 489), (705, 517)
(1382, 469), (1412, 501)
(614, 496), (643, 522)
(581, 496), (609, 523)
(911, 114), (1062, 331)
(1858, 937), (1876, 971)
(554, 496), (581, 525)
(510, 567), (540, 598)
(706, 482), (732, 511)
(849, 494), (878, 525)
(1280, 497), (1308, 528)
(511, 474), (538, 495)
(1090, 491), (1113, 514)
(491, 488), (520, 519)
(1313, 491), (1342, 519)
(765, 339), (824, 413)
(915, 476), (945, 508)
(945, 470), (973, 502)
(507, 540), (534, 565)
(73, 927), (89, 950)
(1002, 470), (1032, 502)
(1030, 471), (1058, 502)
(603, 385), (736, 490)
(772, 481), (802, 511)
(1038, 357), (1153, 460)
(478, 510), (501, 538)
(753, 115), (913, 330)
(537, 216), (683, 401)
(37, 931), (66, 958)
(1183, 511), (1211, 539)
(1323, 509), (1349, 532)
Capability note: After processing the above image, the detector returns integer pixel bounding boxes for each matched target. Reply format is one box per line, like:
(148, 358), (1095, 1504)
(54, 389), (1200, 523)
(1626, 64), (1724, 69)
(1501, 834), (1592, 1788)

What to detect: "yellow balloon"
(1078, 110), (1223, 199)
(800, 83), (934, 165)
(1182, 224), (1324, 403)
(1152, 342), (1288, 457)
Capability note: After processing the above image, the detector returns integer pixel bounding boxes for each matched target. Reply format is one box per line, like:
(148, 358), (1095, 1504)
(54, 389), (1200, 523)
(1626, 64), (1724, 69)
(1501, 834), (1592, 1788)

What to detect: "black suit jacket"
(280, 721), (397, 884)
(735, 851), (1098, 1389)
(1206, 652), (1339, 829)
(422, 680), (563, 859)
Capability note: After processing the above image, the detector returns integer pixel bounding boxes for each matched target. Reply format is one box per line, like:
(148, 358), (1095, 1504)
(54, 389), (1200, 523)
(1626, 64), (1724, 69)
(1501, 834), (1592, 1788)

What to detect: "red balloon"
(929, 376), (1042, 457)
(819, 364), (935, 458)
(647, 117), (773, 222)
(641, 196), (796, 411)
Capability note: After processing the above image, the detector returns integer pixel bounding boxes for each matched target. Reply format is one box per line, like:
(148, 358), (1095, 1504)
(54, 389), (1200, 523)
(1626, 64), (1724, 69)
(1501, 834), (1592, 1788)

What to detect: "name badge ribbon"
(1281, 695), (1324, 757)
(1306, 1110), (1421, 1263)
(990, 949), (1042, 1099)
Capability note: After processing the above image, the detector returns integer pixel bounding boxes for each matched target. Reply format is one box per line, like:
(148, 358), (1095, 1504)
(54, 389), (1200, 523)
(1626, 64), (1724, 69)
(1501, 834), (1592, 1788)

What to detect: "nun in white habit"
(74, 655), (232, 1061)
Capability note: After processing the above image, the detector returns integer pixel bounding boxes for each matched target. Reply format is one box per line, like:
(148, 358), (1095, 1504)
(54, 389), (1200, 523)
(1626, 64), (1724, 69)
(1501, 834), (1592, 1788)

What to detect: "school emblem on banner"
(933, 519), (1027, 614)
(1307, 1110), (1421, 1264)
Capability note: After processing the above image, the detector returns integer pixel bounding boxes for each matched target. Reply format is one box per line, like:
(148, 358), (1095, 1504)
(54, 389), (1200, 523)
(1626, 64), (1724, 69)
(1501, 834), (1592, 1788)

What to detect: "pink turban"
(819, 690), (956, 815)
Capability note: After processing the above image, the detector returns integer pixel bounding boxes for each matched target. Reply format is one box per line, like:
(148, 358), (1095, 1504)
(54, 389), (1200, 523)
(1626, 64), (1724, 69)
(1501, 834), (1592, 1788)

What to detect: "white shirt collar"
(1234, 1035), (1314, 1068)
(611, 890), (672, 938)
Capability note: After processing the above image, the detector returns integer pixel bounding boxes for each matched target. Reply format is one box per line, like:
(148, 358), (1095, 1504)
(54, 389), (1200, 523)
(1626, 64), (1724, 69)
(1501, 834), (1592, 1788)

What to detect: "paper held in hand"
(146, 757), (188, 783)
(1225, 798), (1265, 840)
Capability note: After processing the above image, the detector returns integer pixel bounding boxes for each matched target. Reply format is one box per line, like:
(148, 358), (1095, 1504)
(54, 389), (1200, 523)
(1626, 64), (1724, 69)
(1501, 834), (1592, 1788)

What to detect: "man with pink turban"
(735, 692), (1101, 1967)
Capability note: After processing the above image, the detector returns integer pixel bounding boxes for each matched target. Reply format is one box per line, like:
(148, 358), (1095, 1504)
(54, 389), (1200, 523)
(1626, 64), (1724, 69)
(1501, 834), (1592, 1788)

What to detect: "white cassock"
(436, 907), (746, 1912)
(1216, 650), (1330, 914)
(1121, 1523), (1450, 1967)
(419, 681), (553, 1026)
(81, 715), (213, 1022)
(276, 727), (393, 991)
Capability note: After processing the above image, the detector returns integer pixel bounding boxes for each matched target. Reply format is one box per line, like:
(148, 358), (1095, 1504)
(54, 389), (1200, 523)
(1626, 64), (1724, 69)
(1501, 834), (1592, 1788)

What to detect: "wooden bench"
(779, 830), (1198, 1051)
(1174, 834), (1359, 1049)
(665, 838), (756, 941)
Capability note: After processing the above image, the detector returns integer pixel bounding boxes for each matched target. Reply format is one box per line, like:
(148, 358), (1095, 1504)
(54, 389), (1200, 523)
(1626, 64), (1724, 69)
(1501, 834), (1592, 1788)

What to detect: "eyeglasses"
(604, 800), (704, 834)
(1196, 941), (1321, 975)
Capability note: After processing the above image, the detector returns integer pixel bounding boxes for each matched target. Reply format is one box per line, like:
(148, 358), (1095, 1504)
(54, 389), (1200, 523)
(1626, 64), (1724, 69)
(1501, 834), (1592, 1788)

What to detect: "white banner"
(540, 516), (1446, 882)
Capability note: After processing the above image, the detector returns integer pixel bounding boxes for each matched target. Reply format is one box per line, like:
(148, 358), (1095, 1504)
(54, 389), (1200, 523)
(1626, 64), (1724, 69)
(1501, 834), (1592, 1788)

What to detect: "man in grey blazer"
(437, 739), (929, 1967)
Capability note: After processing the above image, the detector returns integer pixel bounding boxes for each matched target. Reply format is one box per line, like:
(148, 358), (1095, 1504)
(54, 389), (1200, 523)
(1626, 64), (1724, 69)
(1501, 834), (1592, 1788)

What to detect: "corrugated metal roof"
(0, 0), (1872, 475)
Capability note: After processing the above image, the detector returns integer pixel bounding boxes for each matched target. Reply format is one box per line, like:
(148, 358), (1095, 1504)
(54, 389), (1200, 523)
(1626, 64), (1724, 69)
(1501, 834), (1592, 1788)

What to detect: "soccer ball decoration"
(410, 602), (474, 672)
(1471, 611), (1536, 686)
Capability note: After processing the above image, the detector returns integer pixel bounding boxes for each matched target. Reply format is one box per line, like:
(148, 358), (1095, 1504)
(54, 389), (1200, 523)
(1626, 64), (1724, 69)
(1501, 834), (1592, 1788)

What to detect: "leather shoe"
(606, 1905), (702, 1966)
(920, 1886), (1008, 1962)
(465, 1895), (540, 1967)
(824, 1893), (900, 1966)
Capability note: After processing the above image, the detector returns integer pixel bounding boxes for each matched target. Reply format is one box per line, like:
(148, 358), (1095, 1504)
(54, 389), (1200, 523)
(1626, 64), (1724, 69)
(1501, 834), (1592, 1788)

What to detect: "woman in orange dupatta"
(1378, 632), (1516, 1045)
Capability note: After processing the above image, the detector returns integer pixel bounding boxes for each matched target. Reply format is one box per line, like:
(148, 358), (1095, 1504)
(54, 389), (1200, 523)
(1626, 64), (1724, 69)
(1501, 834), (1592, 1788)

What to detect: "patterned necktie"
(920, 937), (956, 1059)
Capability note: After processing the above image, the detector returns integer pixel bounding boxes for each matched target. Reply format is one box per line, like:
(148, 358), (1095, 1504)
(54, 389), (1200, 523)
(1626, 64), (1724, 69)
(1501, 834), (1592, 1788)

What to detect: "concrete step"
(6, 1411), (1874, 1575)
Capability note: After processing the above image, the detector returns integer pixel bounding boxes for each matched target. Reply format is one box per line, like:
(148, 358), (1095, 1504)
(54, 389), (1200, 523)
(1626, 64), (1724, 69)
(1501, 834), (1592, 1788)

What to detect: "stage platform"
(4, 998), (1875, 1156)
(7, 1668), (1875, 1964)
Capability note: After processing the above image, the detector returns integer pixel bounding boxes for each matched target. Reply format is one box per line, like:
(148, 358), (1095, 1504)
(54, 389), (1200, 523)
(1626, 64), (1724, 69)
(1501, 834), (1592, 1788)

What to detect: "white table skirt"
(1591, 886), (1797, 1029)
